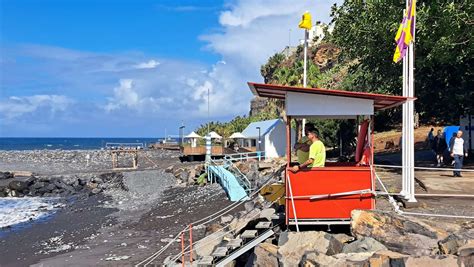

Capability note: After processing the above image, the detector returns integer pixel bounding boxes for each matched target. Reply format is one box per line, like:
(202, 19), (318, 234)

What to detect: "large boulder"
(248, 242), (279, 267)
(229, 209), (261, 232)
(368, 250), (408, 267)
(458, 242), (474, 267)
(439, 228), (474, 255)
(195, 231), (223, 257)
(8, 180), (29, 192)
(333, 252), (374, 266)
(277, 231), (344, 267)
(300, 252), (345, 267)
(405, 255), (458, 266)
(351, 209), (448, 256)
(0, 172), (14, 180)
(342, 237), (387, 253)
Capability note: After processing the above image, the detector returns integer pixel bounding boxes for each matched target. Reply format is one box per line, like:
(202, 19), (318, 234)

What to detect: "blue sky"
(0, 0), (338, 137)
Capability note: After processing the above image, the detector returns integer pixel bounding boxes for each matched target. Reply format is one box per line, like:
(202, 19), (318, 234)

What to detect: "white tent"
(208, 131), (222, 139)
(185, 131), (201, 147)
(185, 131), (201, 138)
(229, 132), (246, 139)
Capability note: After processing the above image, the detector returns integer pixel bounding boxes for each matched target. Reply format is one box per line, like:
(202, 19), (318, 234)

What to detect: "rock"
(342, 237), (387, 253)
(278, 231), (338, 267)
(0, 186), (7, 197)
(368, 250), (409, 267)
(165, 165), (174, 173)
(351, 209), (447, 256)
(333, 252), (373, 266)
(53, 179), (75, 193)
(31, 181), (45, 189)
(91, 188), (101, 194)
(220, 215), (234, 224)
(300, 252), (345, 267)
(244, 201), (255, 212)
(25, 176), (38, 185)
(405, 255), (458, 266)
(250, 243), (279, 267)
(333, 233), (355, 244)
(458, 242), (474, 267)
(46, 183), (57, 192)
(8, 180), (29, 192)
(87, 182), (98, 189)
(195, 231), (223, 257)
(0, 171), (14, 180)
(439, 234), (466, 255)
(229, 209), (261, 232)
(259, 208), (276, 221)
(9, 190), (18, 197)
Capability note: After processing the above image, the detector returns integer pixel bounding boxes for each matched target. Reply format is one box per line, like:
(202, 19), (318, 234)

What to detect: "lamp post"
(256, 127), (261, 151)
(179, 125), (185, 147)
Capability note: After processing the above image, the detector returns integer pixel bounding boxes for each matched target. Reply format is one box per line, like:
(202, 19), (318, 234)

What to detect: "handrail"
(224, 159), (252, 192)
(224, 151), (266, 162)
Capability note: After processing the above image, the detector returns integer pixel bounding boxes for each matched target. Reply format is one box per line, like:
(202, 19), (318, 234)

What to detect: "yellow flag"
(299, 11), (312, 30)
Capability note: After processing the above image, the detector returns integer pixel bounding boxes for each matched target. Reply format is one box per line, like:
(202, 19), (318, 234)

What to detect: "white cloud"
(133, 59), (160, 69)
(0, 95), (74, 120)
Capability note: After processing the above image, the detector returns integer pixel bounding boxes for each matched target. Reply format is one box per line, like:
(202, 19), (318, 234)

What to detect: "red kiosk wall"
(286, 167), (374, 220)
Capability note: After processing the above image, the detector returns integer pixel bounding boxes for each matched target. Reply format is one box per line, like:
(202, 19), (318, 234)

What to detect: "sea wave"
(0, 197), (64, 229)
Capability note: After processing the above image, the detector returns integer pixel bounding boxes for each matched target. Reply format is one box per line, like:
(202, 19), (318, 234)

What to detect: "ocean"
(0, 137), (178, 150)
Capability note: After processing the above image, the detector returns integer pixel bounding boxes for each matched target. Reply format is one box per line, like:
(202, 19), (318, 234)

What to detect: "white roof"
(229, 132), (246, 139)
(242, 119), (281, 139)
(208, 131), (222, 139)
(185, 131), (202, 138)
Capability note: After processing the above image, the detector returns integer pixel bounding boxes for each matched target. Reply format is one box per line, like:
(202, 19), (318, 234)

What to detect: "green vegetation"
(195, 113), (277, 138)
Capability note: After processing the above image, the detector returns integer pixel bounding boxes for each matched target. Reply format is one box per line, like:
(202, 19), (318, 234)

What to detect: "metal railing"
(207, 158), (252, 194)
(224, 151), (266, 162)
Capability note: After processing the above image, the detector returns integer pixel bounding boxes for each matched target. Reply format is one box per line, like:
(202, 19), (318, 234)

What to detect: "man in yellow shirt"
(291, 128), (326, 172)
(294, 123), (315, 165)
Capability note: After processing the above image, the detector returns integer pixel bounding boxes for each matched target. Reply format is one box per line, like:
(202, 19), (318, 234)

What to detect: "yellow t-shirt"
(296, 136), (312, 165)
(309, 140), (326, 167)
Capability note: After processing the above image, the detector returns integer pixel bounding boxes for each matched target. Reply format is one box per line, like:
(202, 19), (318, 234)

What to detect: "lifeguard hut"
(248, 82), (411, 227)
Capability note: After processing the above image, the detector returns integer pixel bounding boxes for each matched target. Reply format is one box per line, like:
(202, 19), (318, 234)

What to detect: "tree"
(329, 1), (473, 124)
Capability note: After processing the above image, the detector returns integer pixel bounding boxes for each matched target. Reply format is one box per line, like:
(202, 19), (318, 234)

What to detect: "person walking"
(432, 129), (447, 166)
(449, 130), (468, 177)
(427, 128), (434, 149)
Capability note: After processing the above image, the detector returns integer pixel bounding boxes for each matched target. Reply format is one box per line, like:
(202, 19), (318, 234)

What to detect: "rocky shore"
(0, 171), (125, 198)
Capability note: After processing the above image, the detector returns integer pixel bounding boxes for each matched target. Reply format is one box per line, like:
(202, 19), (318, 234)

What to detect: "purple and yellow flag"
(393, 0), (416, 63)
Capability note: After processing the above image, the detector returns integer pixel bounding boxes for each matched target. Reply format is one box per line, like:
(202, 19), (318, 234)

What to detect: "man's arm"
(291, 158), (314, 172)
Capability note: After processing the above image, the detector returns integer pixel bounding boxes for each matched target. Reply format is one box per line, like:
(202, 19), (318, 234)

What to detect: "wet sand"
(0, 149), (237, 266)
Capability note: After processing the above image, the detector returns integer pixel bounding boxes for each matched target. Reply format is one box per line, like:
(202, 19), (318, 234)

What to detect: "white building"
(241, 119), (295, 158)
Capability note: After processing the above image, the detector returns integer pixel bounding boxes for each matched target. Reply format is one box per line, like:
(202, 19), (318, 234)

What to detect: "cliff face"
(249, 97), (284, 118)
(249, 97), (269, 117)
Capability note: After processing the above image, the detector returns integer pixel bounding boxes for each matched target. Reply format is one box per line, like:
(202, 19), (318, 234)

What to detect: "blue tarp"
(443, 126), (460, 149)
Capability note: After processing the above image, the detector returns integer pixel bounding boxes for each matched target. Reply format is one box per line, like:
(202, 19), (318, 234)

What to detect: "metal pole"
(302, 29), (308, 136)
(407, 8), (417, 202)
(181, 233), (185, 266)
(400, 7), (408, 198)
(189, 224), (193, 264)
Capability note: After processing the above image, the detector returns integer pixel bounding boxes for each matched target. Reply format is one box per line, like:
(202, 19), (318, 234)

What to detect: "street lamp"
(179, 124), (185, 146)
(256, 127), (261, 151)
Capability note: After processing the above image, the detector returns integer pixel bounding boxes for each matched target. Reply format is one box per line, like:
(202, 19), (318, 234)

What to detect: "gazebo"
(185, 131), (201, 148)
(228, 132), (246, 148)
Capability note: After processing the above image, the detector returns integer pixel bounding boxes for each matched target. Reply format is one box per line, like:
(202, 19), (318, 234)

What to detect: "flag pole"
(407, 7), (417, 202)
(302, 29), (308, 136)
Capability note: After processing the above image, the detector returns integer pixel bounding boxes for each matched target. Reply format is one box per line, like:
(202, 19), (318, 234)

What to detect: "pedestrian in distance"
(432, 129), (446, 167)
(427, 127), (434, 149)
(449, 130), (468, 177)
